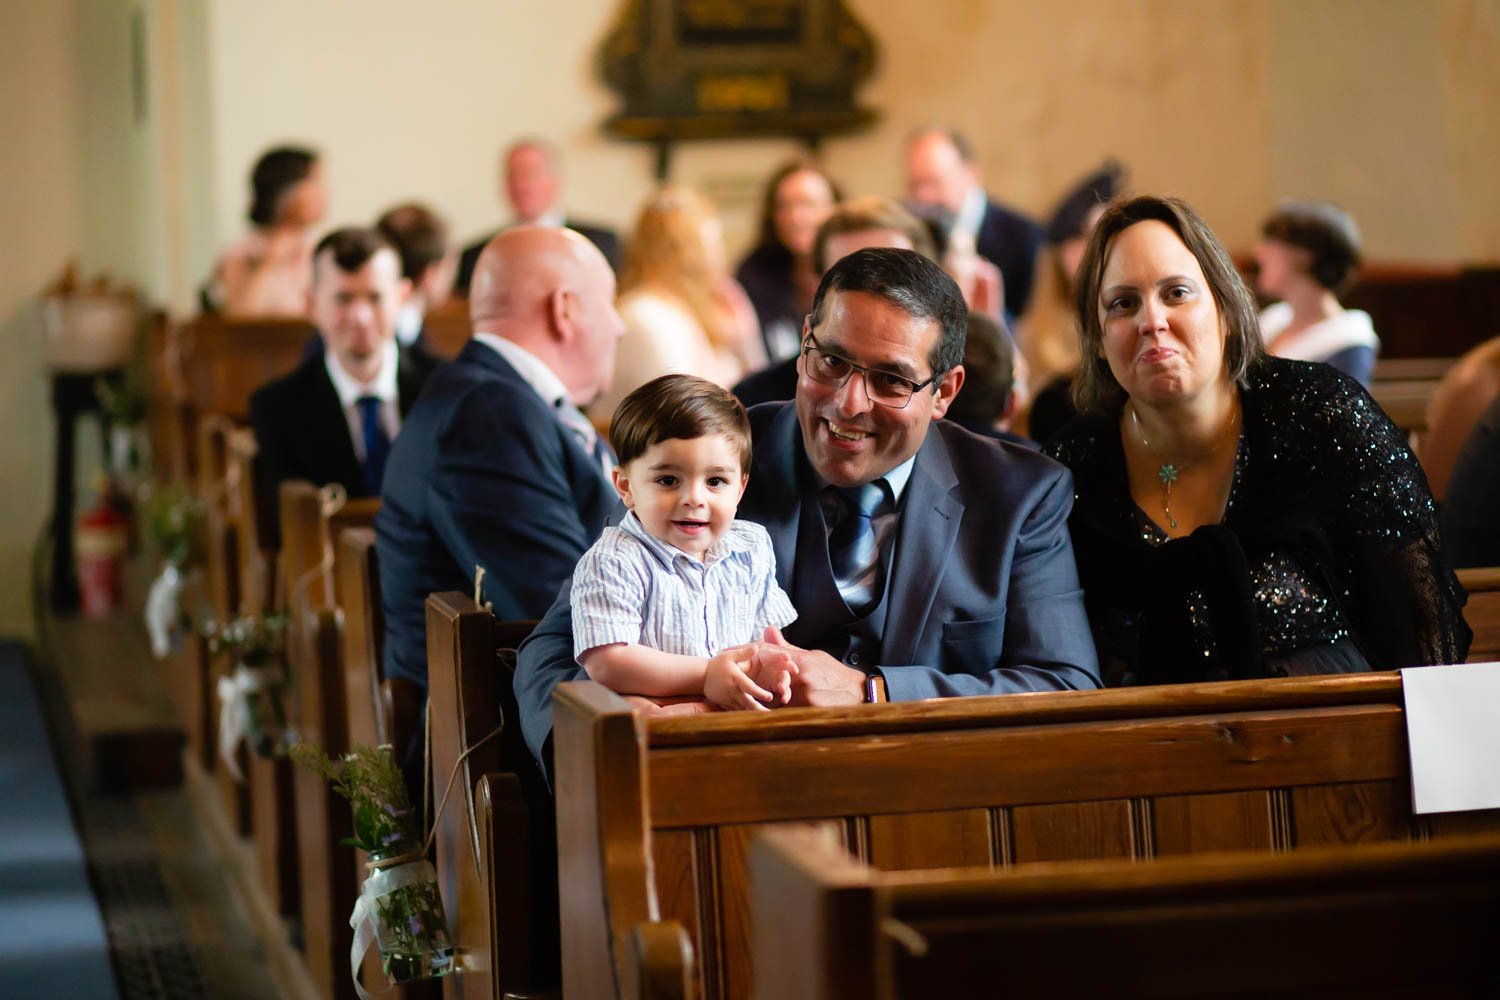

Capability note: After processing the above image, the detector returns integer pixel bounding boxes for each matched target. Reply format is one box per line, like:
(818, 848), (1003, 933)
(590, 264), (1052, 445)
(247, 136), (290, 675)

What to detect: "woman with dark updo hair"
(207, 145), (328, 316)
(1253, 200), (1378, 387)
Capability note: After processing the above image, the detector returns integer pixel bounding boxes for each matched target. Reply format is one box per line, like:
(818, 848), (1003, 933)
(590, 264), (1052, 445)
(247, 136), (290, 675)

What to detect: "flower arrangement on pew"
(205, 611), (291, 777)
(142, 484), (206, 658)
(290, 742), (454, 992)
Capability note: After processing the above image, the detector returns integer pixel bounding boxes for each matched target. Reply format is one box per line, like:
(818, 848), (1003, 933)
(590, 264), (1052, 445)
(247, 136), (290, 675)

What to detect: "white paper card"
(1401, 662), (1500, 814)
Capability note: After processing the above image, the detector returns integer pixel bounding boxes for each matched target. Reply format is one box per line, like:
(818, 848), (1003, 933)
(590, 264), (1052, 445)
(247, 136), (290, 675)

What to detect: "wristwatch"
(863, 673), (887, 704)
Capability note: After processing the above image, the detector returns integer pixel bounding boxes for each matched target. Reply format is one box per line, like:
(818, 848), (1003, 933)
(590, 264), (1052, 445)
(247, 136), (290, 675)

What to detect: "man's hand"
(621, 694), (715, 717)
(704, 645), (787, 712)
(757, 626), (865, 707)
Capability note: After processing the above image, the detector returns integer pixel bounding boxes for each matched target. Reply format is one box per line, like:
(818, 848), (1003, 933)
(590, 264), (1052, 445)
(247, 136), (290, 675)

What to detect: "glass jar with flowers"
(206, 611), (291, 770)
(142, 484), (205, 658)
(291, 742), (454, 991)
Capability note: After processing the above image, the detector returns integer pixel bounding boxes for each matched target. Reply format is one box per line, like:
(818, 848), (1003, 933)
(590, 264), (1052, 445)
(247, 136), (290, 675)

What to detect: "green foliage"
(289, 742), (421, 857)
(203, 612), (289, 668)
(142, 483), (205, 568)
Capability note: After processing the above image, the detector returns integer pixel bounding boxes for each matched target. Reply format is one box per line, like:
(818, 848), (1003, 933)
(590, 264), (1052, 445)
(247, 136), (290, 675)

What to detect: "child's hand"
(745, 645), (799, 706)
(704, 646), (777, 711)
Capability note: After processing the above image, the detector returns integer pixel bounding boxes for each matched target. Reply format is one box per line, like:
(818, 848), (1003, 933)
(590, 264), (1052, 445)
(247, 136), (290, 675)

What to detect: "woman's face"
(1252, 237), (1310, 298)
(278, 162), (328, 228)
(773, 170), (837, 260)
(1097, 220), (1228, 408)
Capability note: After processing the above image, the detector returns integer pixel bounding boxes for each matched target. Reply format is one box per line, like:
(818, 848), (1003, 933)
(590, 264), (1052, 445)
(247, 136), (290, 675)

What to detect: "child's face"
(613, 434), (748, 560)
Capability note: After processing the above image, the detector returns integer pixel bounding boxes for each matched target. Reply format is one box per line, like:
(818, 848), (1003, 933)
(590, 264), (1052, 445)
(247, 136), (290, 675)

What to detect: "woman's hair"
(610, 374), (752, 471)
(620, 186), (735, 349)
(1260, 200), (1362, 296)
(755, 159), (842, 255)
(248, 146), (318, 227)
(1071, 195), (1264, 417)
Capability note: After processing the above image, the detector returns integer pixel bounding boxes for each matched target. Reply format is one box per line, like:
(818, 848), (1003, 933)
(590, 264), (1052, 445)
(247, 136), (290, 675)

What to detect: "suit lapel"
(744, 404), (804, 592)
(303, 361), (363, 492)
(882, 428), (963, 667)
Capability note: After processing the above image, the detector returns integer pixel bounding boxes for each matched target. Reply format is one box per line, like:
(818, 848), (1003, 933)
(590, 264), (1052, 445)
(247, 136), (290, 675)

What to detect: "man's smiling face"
(794, 289), (961, 488)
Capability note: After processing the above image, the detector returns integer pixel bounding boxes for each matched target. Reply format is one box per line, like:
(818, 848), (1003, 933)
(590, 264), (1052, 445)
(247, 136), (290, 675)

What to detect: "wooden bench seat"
(1459, 566), (1500, 662)
(750, 826), (1500, 999)
(552, 673), (1500, 999)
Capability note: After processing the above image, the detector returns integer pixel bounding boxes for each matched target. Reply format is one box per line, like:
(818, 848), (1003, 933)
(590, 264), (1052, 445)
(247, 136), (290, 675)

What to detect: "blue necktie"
(357, 395), (390, 495)
(829, 481), (887, 613)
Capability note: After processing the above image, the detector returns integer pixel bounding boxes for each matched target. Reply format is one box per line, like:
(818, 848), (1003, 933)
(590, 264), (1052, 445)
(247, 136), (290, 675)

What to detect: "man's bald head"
(470, 226), (624, 407)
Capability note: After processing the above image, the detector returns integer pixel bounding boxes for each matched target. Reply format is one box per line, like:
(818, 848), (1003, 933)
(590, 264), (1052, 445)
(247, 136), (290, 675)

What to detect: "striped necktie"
(356, 395), (390, 495)
(828, 481), (888, 613)
(555, 399), (616, 482)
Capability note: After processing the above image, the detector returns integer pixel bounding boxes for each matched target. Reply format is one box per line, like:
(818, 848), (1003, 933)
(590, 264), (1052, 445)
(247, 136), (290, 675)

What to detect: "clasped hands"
(623, 626), (868, 717)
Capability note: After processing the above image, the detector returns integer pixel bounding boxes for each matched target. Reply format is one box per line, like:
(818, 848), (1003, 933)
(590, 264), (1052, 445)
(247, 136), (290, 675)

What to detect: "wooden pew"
(552, 674), (1500, 1000)
(1344, 262), (1500, 360)
(1459, 567), (1500, 663)
(419, 299), (472, 360)
(750, 826), (1500, 999)
(1369, 377), (1437, 448)
(281, 482), (385, 1000)
(424, 592), (557, 999)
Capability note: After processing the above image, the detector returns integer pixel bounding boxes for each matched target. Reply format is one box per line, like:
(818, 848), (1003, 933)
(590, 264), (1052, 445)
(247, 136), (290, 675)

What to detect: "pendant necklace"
(1130, 402), (1240, 531)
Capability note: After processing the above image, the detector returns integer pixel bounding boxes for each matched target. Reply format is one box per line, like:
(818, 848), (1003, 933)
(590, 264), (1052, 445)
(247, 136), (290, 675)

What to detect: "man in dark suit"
(376, 226), (625, 697)
(249, 227), (438, 548)
(517, 248), (1100, 771)
(453, 139), (621, 294)
(905, 127), (1044, 320)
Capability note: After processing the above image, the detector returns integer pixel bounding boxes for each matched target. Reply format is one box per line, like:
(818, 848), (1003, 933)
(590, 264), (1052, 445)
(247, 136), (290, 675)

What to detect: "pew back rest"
(418, 299), (471, 360)
(552, 675), (1500, 1000)
(424, 592), (554, 998)
(335, 527), (384, 750)
(749, 826), (1500, 999)
(1459, 567), (1500, 662)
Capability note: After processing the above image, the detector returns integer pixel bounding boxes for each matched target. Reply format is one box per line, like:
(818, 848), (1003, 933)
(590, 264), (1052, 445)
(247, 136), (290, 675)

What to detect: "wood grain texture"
(1289, 781), (1411, 846)
(1153, 791), (1275, 856)
(868, 810), (995, 871)
(1011, 801), (1136, 863)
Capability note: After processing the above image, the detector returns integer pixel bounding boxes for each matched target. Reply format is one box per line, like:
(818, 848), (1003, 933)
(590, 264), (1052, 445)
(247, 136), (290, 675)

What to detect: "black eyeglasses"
(800, 332), (938, 409)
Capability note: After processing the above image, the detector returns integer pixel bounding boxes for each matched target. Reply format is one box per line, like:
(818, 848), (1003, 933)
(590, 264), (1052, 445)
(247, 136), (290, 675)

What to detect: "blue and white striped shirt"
(571, 512), (797, 662)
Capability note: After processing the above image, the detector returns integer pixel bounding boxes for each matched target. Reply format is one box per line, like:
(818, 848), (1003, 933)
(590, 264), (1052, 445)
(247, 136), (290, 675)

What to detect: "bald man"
(376, 226), (627, 694)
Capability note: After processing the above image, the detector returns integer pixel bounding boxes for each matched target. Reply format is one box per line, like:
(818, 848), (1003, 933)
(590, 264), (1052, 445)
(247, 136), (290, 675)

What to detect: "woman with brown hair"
(207, 145), (328, 316)
(593, 186), (763, 418)
(1046, 195), (1468, 686)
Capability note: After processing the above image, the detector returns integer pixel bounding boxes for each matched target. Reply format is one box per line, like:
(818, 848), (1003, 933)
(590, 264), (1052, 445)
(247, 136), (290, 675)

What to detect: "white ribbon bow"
(144, 563), (183, 659)
(215, 663), (277, 782)
(348, 858), (444, 1000)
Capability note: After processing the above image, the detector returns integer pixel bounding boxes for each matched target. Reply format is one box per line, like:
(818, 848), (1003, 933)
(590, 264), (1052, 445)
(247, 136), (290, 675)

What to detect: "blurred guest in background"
(733, 196), (935, 408)
(1048, 195), (1468, 686)
(1019, 161), (1123, 445)
(905, 127), (1044, 320)
(947, 312), (1033, 449)
(1254, 200), (1378, 387)
(1440, 393), (1500, 569)
(206, 145), (327, 316)
(454, 138), (620, 293)
(736, 160), (841, 362)
(376, 201), (457, 349)
(592, 186), (763, 418)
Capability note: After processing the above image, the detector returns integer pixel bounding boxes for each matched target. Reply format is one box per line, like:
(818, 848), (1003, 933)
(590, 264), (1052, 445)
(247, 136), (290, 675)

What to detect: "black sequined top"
(1046, 357), (1471, 686)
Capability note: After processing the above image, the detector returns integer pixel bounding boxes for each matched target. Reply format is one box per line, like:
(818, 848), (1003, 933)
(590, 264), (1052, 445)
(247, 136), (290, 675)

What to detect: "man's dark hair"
(1261, 200), (1362, 296)
(376, 203), (450, 283)
(809, 247), (968, 378)
(1072, 195), (1264, 417)
(312, 227), (396, 279)
(610, 374), (752, 471)
(947, 312), (1015, 427)
(248, 146), (318, 227)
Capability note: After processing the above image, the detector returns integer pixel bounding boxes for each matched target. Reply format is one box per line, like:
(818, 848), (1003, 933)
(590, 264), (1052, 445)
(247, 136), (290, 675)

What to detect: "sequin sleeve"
(1287, 364), (1472, 667)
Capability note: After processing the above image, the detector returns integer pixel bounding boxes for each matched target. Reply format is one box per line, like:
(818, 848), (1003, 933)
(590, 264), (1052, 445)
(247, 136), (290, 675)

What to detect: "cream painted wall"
(198, 0), (1499, 292)
(0, 2), (83, 638)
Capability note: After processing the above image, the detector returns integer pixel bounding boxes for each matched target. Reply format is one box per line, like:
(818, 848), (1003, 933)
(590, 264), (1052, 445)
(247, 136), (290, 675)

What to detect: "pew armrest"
(381, 676), (425, 755)
(627, 920), (693, 1000)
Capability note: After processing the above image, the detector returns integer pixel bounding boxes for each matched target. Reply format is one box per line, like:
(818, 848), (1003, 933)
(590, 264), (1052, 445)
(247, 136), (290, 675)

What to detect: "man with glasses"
(517, 248), (1099, 772)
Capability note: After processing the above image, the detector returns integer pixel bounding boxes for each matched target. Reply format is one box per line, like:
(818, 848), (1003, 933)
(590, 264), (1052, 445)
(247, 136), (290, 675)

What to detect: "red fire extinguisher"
(76, 490), (129, 617)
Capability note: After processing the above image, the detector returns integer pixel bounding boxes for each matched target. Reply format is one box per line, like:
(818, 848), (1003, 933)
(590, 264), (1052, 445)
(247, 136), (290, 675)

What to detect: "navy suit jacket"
(375, 340), (622, 690)
(249, 344), (437, 549)
(515, 400), (1100, 768)
(975, 197), (1045, 319)
(453, 219), (621, 295)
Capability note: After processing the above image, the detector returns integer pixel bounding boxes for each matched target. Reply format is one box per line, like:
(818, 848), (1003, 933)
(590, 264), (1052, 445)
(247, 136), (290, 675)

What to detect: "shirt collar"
(471, 332), (572, 408)
(323, 338), (398, 409)
(954, 184), (987, 241)
(810, 454), (916, 507)
(617, 510), (752, 569)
